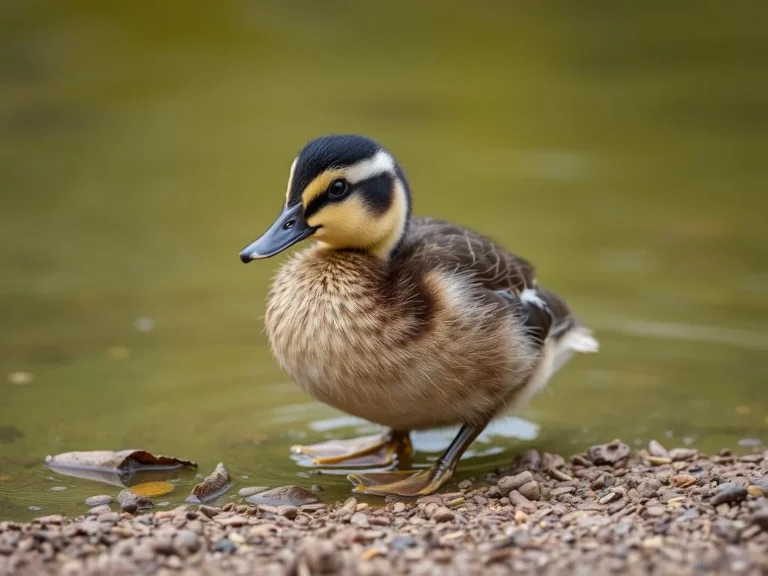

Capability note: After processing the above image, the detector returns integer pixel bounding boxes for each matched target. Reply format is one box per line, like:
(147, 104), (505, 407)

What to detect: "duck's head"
(240, 134), (411, 263)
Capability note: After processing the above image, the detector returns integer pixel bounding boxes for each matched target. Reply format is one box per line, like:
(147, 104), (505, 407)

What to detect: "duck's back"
(393, 216), (536, 294)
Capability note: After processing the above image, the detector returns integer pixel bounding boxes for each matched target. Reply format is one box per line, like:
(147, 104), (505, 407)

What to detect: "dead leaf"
(187, 463), (231, 503)
(129, 481), (175, 497)
(0, 475), (9, 482)
(45, 450), (197, 486)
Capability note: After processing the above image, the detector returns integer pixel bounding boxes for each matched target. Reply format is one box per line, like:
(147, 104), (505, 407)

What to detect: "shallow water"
(1, 1), (767, 521)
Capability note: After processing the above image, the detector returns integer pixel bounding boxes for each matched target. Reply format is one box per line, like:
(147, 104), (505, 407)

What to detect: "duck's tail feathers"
(552, 325), (599, 372)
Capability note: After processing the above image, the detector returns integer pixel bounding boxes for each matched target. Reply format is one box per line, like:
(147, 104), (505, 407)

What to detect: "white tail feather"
(562, 326), (599, 353)
(552, 326), (599, 372)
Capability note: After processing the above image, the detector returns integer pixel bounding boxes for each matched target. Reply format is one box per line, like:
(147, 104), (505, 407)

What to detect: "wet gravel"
(1, 440), (767, 575)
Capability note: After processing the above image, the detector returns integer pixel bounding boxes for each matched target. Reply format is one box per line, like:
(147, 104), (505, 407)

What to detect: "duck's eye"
(328, 179), (348, 199)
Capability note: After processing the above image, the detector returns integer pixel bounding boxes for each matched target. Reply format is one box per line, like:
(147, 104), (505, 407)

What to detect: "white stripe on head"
(285, 157), (298, 203)
(344, 150), (396, 184)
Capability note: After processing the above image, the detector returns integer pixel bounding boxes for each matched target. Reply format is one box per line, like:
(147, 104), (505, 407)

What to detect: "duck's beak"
(239, 203), (316, 263)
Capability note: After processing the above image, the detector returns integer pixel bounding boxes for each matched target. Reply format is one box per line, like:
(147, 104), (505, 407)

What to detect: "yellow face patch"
(306, 179), (409, 258)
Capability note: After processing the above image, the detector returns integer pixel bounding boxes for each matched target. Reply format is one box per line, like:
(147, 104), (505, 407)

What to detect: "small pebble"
(278, 505), (299, 520)
(432, 507), (455, 523)
(85, 495), (112, 507)
(509, 491), (536, 513)
(199, 505), (220, 518)
(672, 475), (697, 488)
(98, 512), (119, 524)
(599, 491), (621, 505)
(669, 448), (697, 462)
(132, 542), (154, 562)
(151, 536), (175, 555)
(587, 440), (630, 465)
(518, 481), (540, 501)
(485, 486), (502, 499)
(646, 456), (672, 466)
(737, 438), (762, 448)
(648, 440), (669, 458)
(117, 489), (152, 513)
(711, 484), (748, 506)
(213, 538), (236, 554)
(88, 505), (112, 516)
(173, 530), (200, 555)
(747, 485), (763, 497)
(751, 509), (768, 531)
(238, 486), (269, 498)
(35, 515), (63, 525)
(246, 485), (320, 507)
(340, 497), (357, 516)
(350, 512), (370, 528)
(497, 471), (534, 496)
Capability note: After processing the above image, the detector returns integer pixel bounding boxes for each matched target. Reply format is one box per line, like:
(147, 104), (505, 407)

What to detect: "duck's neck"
(367, 177), (412, 259)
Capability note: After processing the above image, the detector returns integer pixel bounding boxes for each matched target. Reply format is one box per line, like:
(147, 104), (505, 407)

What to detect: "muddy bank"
(1, 440), (767, 575)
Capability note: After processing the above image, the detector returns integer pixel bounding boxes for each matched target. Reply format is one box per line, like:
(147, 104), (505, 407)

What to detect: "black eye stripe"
(357, 173), (393, 215)
(303, 191), (329, 220)
(302, 173), (394, 220)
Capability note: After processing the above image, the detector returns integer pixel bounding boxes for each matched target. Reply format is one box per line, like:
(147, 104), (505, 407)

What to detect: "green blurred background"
(1, 0), (767, 520)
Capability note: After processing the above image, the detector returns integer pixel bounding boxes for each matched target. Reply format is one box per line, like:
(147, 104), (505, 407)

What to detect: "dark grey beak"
(239, 203), (316, 263)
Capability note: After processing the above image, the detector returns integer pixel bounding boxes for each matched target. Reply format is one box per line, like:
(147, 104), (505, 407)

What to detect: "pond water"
(1, 1), (767, 521)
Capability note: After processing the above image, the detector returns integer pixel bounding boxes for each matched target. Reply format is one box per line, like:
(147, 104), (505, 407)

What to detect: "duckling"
(239, 134), (598, 497)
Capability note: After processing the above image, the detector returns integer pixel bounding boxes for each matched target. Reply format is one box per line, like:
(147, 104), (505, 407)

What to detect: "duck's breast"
(265, 249), (538, 429)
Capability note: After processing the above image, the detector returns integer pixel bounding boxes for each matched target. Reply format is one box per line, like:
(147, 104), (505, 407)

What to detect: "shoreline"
(1, 439), (766, 575)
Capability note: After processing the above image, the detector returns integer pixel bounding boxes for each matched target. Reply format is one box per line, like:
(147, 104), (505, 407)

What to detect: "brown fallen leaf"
(45, 450), (197, 486)
(187, 463), (231, 503)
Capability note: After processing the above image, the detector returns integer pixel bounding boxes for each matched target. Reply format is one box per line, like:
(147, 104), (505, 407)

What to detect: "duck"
(239, 134), (599, 497)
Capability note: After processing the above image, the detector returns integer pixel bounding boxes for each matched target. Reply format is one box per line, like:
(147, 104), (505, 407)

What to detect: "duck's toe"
(291, 430), (411, 468)
(348, 465), (453, 497)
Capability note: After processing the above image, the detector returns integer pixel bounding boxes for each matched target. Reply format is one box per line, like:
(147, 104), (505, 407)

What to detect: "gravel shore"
(2, 440), (767, 575)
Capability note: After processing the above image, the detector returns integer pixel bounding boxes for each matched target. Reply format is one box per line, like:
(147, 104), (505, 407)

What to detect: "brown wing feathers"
(395, 217), (575, 347)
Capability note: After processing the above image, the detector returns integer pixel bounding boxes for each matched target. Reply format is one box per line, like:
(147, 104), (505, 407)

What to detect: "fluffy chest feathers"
(264, 245), (537, 430)
(265, 248), (421, 370)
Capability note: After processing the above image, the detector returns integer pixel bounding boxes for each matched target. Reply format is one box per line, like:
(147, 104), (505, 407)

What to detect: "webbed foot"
(347, 422), (489, 497)
(291, 430), (411, 467)
(347, 465), (453, 497)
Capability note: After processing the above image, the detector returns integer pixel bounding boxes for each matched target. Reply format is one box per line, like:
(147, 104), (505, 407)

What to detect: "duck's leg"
(347, 422), (486, 497)
(291, 429), (412, 468)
